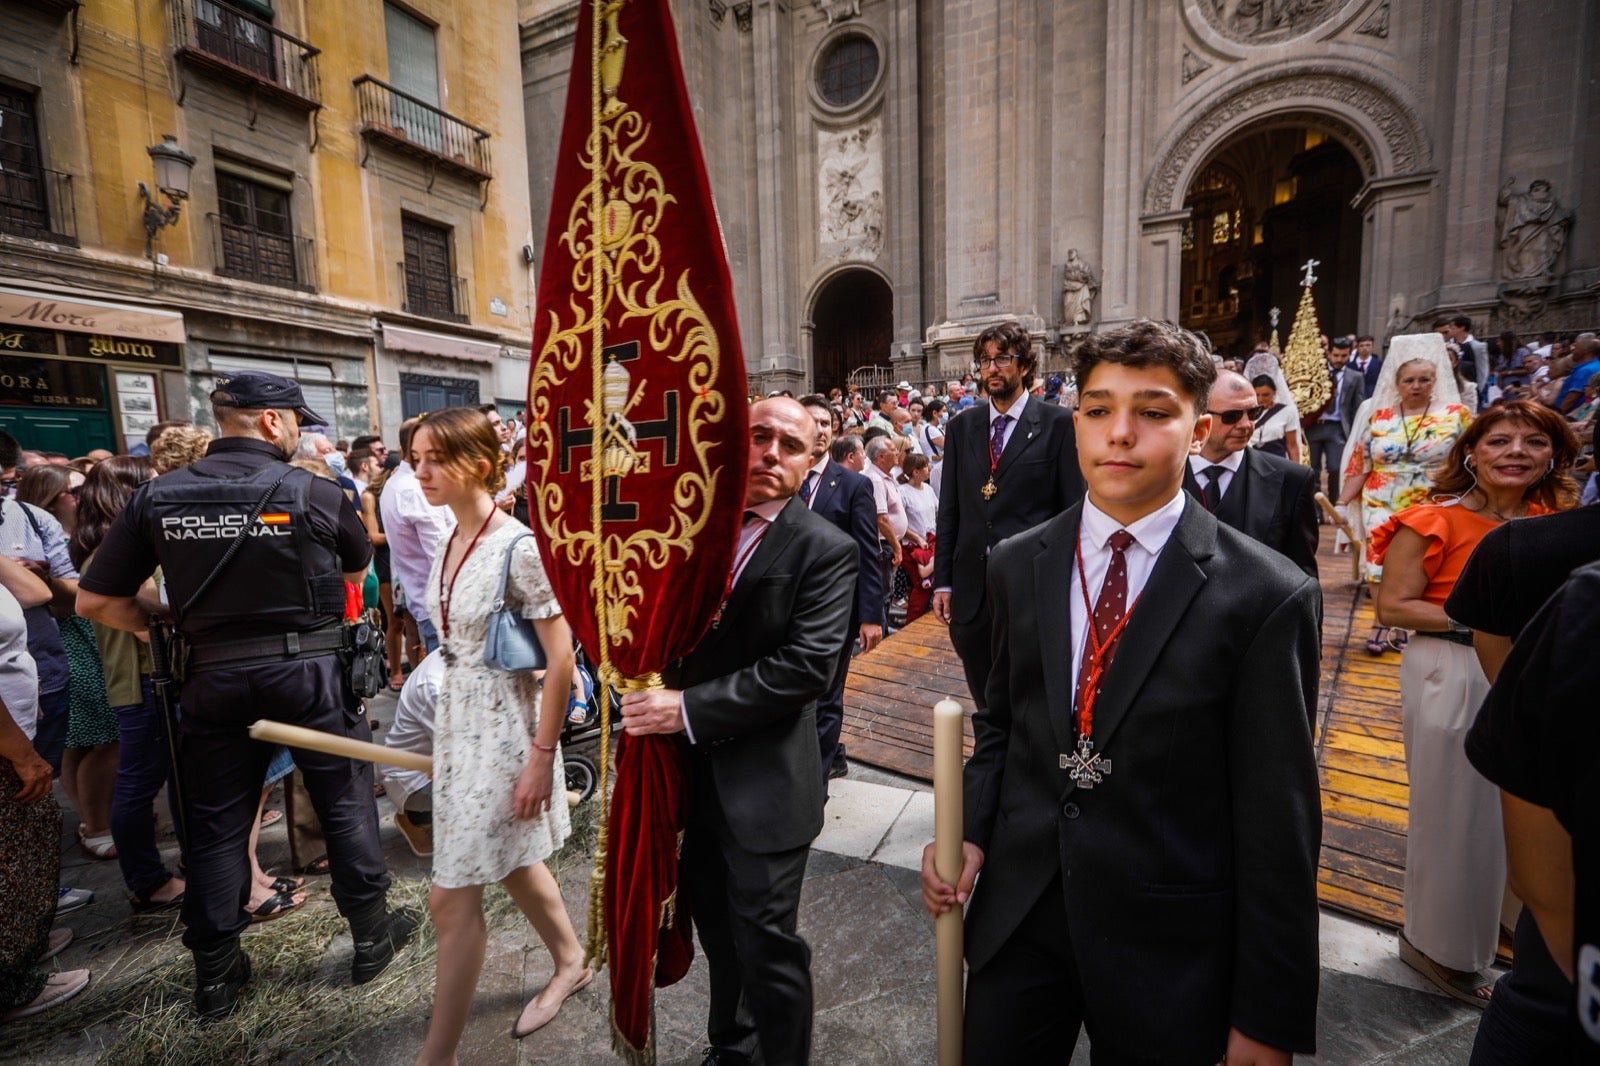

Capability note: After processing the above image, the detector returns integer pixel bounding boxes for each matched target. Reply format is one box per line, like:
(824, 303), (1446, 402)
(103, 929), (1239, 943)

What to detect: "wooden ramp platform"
(840, 528), (1411, 931)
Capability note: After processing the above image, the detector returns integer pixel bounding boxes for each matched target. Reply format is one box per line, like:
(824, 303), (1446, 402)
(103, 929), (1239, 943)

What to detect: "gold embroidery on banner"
(528, 4), (726, 656)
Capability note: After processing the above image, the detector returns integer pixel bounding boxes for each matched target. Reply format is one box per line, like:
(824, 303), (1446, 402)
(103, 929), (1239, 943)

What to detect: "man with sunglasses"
(1184, 370), (1319, 579)
(933, 322), (1083, 712)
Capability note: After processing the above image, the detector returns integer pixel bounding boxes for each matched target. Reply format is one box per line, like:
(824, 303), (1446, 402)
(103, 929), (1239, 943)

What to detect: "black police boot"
(349, 901), (419, 985)
(193, 940), (251, 1020)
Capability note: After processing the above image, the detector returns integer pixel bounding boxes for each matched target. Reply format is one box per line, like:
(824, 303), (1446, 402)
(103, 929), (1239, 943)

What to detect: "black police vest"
(144, 462), (346, 638)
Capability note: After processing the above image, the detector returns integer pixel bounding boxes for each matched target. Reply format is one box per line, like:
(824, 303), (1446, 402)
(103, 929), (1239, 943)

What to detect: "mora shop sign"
(0, 285), (186, 346)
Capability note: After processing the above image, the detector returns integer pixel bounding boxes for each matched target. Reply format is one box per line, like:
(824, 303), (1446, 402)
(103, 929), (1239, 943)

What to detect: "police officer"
(77, 371), (415, 1018)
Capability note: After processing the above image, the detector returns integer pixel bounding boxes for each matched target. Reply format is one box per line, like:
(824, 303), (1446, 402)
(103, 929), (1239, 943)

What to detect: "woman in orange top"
(1370, 400), (1580, 1008)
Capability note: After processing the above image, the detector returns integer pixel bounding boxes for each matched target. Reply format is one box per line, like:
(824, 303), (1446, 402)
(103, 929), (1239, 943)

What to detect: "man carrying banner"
(620, 398), (857, 1066)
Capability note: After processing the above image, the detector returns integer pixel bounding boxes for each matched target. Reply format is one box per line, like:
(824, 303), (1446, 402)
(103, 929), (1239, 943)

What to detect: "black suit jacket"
(1356, 355), (1384, 398)
(933, 398), (1084, 625)
(671, 497), (856, 854)
(805, 460), (884, 628)
(1183, 449), (1319, 578)
(964, 500), (1322, 1059)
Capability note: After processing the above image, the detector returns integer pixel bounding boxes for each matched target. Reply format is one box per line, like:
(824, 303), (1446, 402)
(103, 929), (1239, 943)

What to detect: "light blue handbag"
(483, 532), (548, 672)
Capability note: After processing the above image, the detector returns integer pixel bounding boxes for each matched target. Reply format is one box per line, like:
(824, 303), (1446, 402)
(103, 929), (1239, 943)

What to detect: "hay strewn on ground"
(3, 801), (600, 1065)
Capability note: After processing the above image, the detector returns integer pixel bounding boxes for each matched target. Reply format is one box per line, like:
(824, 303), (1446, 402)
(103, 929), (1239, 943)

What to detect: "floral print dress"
(426, 519), (569, 890)
(1344, 403), (1472, 582)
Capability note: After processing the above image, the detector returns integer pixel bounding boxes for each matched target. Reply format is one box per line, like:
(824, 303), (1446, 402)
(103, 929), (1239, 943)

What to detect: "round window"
(817, 36), (880, 109)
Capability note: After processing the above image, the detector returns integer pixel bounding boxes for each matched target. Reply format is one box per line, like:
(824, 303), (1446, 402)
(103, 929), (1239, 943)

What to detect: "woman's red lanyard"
(1070, 534), (1138, 784)
(711, 515), (770, 628)
(438, 509), (496, 641)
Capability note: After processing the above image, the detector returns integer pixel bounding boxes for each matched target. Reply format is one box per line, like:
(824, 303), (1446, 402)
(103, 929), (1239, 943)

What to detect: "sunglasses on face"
(1209, 406), (1267, 425)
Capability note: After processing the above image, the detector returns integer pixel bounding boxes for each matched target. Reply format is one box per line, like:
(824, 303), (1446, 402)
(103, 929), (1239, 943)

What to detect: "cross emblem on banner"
(557, 340), (681, 522)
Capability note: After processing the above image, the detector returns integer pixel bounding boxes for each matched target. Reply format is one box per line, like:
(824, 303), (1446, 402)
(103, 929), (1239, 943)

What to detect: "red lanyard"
(438, 509), (495, 640)
(1073, 534), (1140, 742)
(712, 516), (769, 627)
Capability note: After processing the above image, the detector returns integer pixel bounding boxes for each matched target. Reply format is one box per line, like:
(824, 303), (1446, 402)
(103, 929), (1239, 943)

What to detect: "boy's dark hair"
(0, 429), (18, 472)
(1356, 334), (1374, 344)
(352, 433), (382, 452)
(830, 436), (862, 464)
(971, 321), (1037, 380)
(1072, 320), (1217, 413)
(1431, 316), (1451, 330)
(1451, 314), (1473, 332)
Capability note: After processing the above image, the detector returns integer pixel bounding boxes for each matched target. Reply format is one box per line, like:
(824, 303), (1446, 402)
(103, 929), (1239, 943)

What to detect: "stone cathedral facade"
(520, 0), (1598, 394)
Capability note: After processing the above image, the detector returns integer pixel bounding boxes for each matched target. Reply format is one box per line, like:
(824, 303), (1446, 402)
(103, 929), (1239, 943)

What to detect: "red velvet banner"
(525, 0), (748, 1060)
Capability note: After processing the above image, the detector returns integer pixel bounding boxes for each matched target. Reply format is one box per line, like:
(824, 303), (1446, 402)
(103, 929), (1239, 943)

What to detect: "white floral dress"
(426, 519), (570, 889)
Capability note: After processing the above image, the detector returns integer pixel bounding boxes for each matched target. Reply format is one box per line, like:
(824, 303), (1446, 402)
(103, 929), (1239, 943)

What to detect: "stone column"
(750, 0), (801, 388)
(923, 0), (1046, 377)
(1436, 0), (1511, 310)
(1354, 174), (1436, 341)
(1134, 209), (1190, 325)
(1096, 0), (1149, 329)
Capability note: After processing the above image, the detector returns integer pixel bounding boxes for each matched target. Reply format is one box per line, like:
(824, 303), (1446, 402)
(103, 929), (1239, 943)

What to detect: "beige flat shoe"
(510, 967), (593, 1039)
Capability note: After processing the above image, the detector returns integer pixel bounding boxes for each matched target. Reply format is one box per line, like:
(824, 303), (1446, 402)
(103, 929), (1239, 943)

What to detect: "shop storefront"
(0, 284), (186, 455)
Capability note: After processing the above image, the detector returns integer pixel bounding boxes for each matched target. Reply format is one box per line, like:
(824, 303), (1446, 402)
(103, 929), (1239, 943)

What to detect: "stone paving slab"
(10, 692), (1489, 1065)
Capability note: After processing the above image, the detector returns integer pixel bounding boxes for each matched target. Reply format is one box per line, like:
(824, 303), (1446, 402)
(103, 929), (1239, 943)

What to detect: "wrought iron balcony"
(397, 260), (468, 324)
(209, 213), (315, 291)
(172, 0), (321, 111)
(0, 167), (78, 245)
(355, 76), (492, 183)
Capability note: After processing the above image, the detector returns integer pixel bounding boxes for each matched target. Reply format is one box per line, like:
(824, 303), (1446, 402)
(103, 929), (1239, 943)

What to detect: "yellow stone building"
(1, 0), (534, 454)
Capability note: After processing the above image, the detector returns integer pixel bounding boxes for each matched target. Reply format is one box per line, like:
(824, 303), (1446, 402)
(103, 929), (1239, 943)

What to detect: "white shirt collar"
(1079, 489), (1187, 555)
(746, 497), (788, 523)
(989, 391), (1028, 425)
(1189, 450), (1245, 475)
(808, 455), (829, 477)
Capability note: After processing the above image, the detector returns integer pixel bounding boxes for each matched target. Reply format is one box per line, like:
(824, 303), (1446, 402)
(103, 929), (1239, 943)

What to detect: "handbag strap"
(492, 531), (533, 612)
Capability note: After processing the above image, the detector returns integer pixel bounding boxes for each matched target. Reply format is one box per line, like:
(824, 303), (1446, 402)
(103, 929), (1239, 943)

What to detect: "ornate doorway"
(1179, 127), (1364, 359)
(810, 268), (892, 394)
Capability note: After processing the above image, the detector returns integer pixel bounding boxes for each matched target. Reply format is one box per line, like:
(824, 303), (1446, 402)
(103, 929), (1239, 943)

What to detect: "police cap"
(211, 371), (327, 427)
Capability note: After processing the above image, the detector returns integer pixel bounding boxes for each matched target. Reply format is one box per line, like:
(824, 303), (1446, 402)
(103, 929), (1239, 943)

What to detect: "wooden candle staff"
(933, 698), (965, 1066)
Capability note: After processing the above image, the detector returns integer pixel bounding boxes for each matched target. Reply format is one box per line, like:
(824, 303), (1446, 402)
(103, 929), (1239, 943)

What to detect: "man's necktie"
(1075, 530), (1135, 712)
(1201, 465), (1228, 511)
(802, 470), (818, 505)
(989, 415), (1010, 468)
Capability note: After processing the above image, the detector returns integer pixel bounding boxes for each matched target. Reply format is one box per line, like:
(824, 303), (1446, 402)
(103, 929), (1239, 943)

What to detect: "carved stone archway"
(1140, 60), (1434, 340)
(1144, 60), (1431, 216)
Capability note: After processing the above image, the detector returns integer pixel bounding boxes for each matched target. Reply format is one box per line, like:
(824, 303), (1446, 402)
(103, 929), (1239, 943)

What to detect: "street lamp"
(137, 134), (197, 259)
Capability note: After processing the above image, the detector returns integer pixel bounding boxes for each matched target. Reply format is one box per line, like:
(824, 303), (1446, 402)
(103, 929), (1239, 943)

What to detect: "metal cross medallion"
(1060, 735), (1111, 788)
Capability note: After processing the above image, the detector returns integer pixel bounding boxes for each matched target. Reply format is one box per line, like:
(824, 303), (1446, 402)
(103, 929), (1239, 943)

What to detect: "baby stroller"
(559, 650), (615, 803)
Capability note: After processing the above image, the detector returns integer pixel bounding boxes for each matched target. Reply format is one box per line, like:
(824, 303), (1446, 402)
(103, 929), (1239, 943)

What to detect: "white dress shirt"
(1067, 491), (1187, 695)
(379, 462), (456, 624)
(1187, 450), (1244, 505)
(866, 461), (908, 540)
(988, 391), (1028, 453)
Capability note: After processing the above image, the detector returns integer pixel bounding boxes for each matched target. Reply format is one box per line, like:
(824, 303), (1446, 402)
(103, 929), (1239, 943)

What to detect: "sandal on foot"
(297, 855), (331, 876)
(130, 888), (185, 913)
(1389, 629), (1410, 652)
(246, 890), (305, 924)
(1398, 932), (1493, 1009)
(81, 833), (118, 860)
(258, 809), (284, 829)
(511, 967), (594, 1039)
(1, 969), (90, 1021)
(267, 875), (305, 894)
(1364, 627), (1390, 655)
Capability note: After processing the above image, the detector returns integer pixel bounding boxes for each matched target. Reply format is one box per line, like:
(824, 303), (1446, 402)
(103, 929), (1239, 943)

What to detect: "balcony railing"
(0, 167), (77, 245)
(398, 260), (468, 323)
(355, 76), (492, 183)
(172, 0), (321, 110)
(209, 213), (315, 291)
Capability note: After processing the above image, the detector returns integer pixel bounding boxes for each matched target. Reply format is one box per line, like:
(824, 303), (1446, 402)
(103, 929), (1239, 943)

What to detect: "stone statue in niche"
(1059, 249), (1100, 331)
(1497, 177), (1573, 280)
(819, 123), (884, 260)
(813, 0), (860, 25)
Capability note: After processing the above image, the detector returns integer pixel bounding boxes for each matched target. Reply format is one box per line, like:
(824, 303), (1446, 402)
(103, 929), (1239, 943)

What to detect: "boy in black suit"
(923, 321), (1322, 1065)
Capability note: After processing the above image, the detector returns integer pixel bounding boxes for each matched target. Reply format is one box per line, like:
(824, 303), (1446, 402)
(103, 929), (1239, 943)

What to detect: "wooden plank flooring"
(839, 527), (1412, 931)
